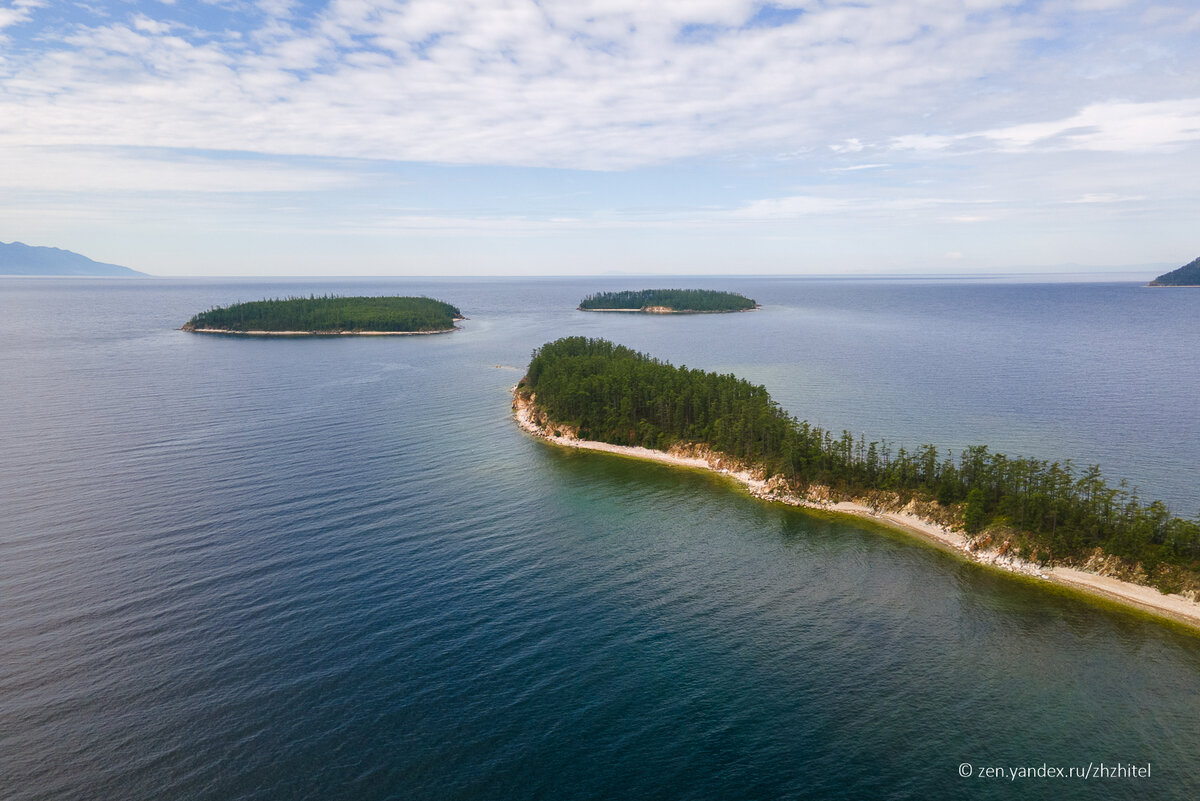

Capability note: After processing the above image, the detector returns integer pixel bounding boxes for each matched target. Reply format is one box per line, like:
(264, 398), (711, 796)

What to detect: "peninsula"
(183, 295), (464, 335)
(0, 241), (144, 276)
(578, 289), (757, 313)
(514, 336), (1200, 629)
(1148, 256), (1200, 286)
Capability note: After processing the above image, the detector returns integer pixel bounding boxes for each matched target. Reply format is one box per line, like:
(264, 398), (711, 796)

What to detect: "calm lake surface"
(2, 277), (1199, 800)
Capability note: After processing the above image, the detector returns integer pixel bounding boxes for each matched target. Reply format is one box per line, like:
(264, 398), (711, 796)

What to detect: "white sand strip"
(514, 393), (1200, 630)
(184, 327), (456, 336)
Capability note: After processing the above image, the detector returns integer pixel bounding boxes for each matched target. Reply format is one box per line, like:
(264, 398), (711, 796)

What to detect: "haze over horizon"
(2, 0), (1197, 277)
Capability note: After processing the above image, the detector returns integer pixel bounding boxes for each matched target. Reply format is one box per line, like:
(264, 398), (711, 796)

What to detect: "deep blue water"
(2, 277), (1199, 800)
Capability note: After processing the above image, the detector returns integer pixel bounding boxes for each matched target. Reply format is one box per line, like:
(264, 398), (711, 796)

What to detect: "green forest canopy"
(184, 295), (462, 333)
(578, 289), (757, 312)
(1149, 256), (1200, 286)
(521, 336), (1200, 591)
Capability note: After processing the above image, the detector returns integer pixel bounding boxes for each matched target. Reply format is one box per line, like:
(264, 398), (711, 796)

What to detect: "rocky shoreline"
(514, 390), (1200, 631)
(181, 324), (459, 336)
(577, 306), (761, 314)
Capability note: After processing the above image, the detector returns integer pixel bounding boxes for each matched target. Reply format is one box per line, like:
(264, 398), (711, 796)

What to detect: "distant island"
(0, 241), (144, 276)
(1148, 257), (1200, 286)
(183, 295), (464, 335)
(578, 289), (757, 313)
(514, 336), (1200, 628)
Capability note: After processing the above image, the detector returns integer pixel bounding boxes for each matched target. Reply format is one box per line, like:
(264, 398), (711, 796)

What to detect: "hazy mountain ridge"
(1148, 257), (1200, 286)
(0, 241), (143, 276)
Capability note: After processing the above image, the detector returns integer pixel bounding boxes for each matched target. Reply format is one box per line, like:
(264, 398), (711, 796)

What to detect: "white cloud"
(894, 99), (1200, 154)
(977, 99), (1200, 151)
(1069, 0), (1129, 10)
(0, 0), (1056, 170)
(131, 14), (172, 35)
(2, 0), (1198, 278)
(830, 139), (866, 154)
(828, 163), (890, 172)
(1067, 192), (1146, 203)
(0, 0), (44, 33)
(725, 195), (854, 219)
(0, 147), (357, 192)
(720, 193), (995, 221)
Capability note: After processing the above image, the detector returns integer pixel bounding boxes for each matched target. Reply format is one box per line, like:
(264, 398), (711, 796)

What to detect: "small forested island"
(1148, 256), (1200, 286)
(183, 295), (464, 335)
(515, 337), (1200, 623)
(578, 289), (757, 313)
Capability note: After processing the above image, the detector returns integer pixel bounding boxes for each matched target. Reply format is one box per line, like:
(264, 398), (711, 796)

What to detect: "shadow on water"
(531, 439), (1200, 647)
(519, 443), (1200, 801)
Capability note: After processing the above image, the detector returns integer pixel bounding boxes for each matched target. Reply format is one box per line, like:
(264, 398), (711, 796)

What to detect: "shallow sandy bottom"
(514, 396), (1200, 631)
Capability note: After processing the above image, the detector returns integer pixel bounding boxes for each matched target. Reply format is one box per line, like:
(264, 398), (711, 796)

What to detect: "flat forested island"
(515, 336), (1200, 624)
(182, 295), (464, 335)
(578, 289), (757, 313)
(1148, 256), (1200, 286)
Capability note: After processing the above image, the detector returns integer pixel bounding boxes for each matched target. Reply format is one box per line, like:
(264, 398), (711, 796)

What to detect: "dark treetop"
(184, 295), (463, 333)
(0, 241), (143, 276)
(1149, 256), (1200, 286)
(578, 288), (757, 312)
(520, 336), (1200, 594)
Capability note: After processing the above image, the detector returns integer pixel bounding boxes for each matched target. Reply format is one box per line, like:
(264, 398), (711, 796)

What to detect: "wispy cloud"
(1067, 192), (1147, 203)
(721, 194), (1000, 221)
(828, 163), (891, 172)
(6, 2), (1196, 176)
(0, 0), (43, 35)
(0, 0), (1050, 170)
(0, 147), (358, 192)
(1, 1), (1198, 275)
(893, 99), (1200, 154)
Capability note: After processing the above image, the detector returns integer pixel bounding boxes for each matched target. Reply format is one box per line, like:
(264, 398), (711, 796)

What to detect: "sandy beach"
(183, 326), (457, 336)
(514, 393), (1200, 631)
(577, 306), (760, 314)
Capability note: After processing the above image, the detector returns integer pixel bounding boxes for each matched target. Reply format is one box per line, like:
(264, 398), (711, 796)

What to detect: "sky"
(1, 0), (1198, 277)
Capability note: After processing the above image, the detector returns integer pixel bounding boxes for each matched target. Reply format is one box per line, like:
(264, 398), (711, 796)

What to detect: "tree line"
(578, 289), (757, 312)
(185, 295), (462, 333)
(521, 337), (1200, 591)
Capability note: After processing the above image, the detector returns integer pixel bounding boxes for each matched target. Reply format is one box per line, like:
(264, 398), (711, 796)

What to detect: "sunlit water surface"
(2, 277), (1199, 800)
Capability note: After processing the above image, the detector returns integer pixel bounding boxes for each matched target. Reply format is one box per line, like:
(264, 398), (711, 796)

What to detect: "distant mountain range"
(1148, 256), (1200, 286)
(0, 241), (144, 276)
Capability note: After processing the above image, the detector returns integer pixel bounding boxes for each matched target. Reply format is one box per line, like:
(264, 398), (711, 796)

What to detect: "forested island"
(1148, 257), (1200, 286)
(183, 295), (463, 335)
(578, 289), (757, 313)
(515, 337), (1200, 613)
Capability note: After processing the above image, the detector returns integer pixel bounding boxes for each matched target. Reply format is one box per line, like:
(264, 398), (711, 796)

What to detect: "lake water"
(2, 277), (1199, 800)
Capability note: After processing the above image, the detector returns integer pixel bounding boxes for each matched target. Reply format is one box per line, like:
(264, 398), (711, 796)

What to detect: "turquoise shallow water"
(1, 277), (1199, 800)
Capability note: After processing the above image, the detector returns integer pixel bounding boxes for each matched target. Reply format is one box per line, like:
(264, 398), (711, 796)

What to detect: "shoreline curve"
(513, 392), (1200, 632)
(182, 325), (459, 336)
(577, 306), (761, 314)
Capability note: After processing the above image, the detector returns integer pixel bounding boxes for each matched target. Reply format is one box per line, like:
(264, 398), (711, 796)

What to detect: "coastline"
(513, 392), (1200, 631)
(578, 306), (760, 314)
(182, 325), (459, 336)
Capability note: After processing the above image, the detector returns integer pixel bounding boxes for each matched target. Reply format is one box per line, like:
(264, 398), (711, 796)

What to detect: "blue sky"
(1, 0), (1198, 276)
